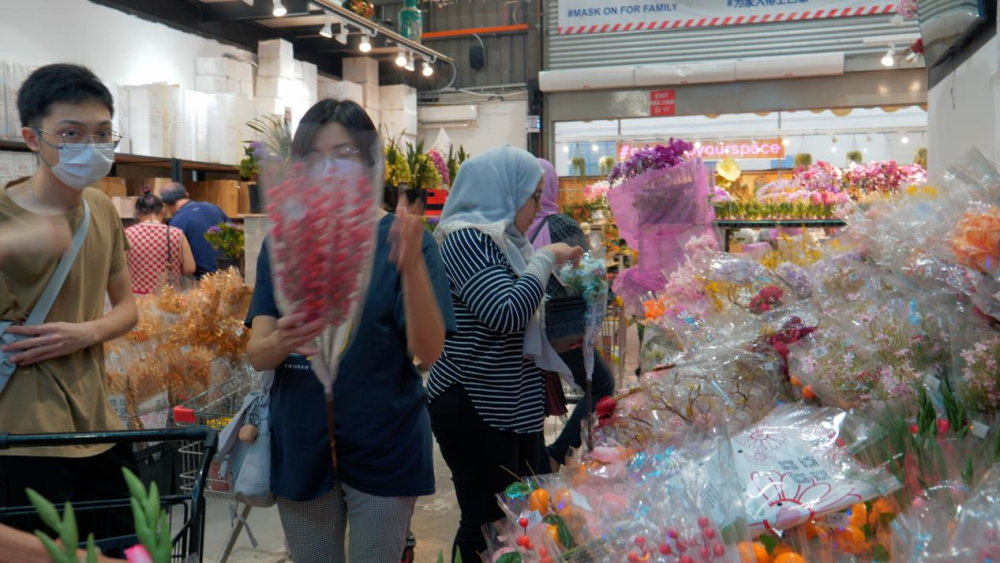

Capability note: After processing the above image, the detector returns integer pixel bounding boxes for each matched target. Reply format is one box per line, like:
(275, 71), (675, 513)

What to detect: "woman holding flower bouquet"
(429, 146), (584, 563)
(244, 99), (456, 563)
(531, 158), (616, 470)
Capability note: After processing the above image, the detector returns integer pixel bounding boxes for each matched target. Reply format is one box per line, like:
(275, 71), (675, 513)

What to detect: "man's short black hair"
(17, 64), (114, 128)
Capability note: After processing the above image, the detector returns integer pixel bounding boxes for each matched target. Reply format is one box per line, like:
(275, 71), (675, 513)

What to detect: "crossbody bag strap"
(529, 215), (552, 245)
(24, 201), (91, 326)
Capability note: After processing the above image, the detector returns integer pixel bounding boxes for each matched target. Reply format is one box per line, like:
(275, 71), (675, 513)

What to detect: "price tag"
(109, 394), (129, 424)
(140, 352), (147, 361)
(236, 327), (245, 337)
(973, 421), (990, 439)
(138, 392), (169, 430)
(827, 513), (850, 528)
(764, 362), (777, 372)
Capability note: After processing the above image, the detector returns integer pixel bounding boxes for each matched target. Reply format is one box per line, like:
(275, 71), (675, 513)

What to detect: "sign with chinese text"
(649, 90), (676, 116)
(692, 139), (786, 160)
(558, 1), (895, 35)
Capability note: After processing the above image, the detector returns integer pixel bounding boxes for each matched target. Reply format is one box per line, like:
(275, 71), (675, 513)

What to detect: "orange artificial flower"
(952, 206), (1000, 273)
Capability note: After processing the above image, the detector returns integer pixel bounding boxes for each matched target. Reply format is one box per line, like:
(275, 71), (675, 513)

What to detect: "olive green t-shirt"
(0, 185), (128, 458)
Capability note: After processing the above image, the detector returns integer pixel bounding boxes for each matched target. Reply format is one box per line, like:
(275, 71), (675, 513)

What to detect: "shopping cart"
(598, 300), (628, 390)
(173, 374), (259, 563)
(0, 426), (217, 562)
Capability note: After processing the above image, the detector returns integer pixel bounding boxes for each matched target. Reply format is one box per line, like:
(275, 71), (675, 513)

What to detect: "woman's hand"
(542, 243), (584, 265)
(388, 202), (426, 275)
(270, 313), (328, 357)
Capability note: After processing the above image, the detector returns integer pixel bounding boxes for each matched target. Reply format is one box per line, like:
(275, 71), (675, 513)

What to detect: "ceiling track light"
(272, 0), (287, 17)
(319, 13), (333, 38)
(404, 52), (416, 72)
(396, 50), (408, 67)
(335, 22), (349, 45)
(359, 33), (372, 52)
(422, 60), (434, 77)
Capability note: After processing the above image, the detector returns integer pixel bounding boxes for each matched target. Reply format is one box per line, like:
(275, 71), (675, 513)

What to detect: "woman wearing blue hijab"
(429, 146), (583, 562)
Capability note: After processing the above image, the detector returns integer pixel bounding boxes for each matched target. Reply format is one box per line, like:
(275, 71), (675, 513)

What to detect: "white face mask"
(47, 143), (116, 191)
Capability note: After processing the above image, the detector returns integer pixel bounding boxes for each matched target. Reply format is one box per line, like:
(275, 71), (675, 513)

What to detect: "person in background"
(530, 158), (617, 470)
(245, 99), (455, 563)
(429, 146), (583, 563)
(0, 63), (139, 544)
(124, 188), (196, 295)
(160, 182), (229, 279)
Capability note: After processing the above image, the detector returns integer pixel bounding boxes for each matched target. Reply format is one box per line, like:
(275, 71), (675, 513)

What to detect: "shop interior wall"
(377, 0), (539, 91)
(926, 35), (999, 176)
(419, 99), (528, 157)
(0, 0), (252, 92)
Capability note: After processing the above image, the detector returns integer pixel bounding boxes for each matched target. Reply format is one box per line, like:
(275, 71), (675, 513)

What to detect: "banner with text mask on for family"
(558, 0), (896, 35)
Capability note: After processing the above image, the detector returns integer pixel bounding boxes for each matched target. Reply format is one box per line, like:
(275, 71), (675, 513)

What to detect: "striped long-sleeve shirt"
(428, 228), (550, 433)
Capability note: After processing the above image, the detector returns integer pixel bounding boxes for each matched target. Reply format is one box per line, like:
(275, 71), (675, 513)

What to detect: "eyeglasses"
(530, 190), (542, 206)
(35, 128), (122, 150)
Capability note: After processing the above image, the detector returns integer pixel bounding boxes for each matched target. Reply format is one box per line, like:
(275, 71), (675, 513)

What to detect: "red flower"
(596, 396), (618, 426)
(911, 38), (924, 55)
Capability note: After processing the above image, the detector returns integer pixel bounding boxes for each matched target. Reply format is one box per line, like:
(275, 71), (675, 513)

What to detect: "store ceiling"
(92, 0), (451, 81)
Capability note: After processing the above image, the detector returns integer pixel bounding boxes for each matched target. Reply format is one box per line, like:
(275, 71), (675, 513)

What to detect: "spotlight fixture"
(404, 52), (415, 72)
(831, 146), (838, 152)
(591, 144), (600, 152)
(359, 34), (372, 53)
(422, 61), (434, 77)
(863, 147), (869, 153)
(881, 45), (896, 68)
(319, 14), (333, 38)
(272, 0), (287, 17)
(396, 51), (408, 67)
(901, 133), (910, 144)
(693, 141), (702, 149)
(781, 137), (791, 147)
(562, 145), (569, 153)
(832, 135), (838, 144)
(336, 23), (349, 45)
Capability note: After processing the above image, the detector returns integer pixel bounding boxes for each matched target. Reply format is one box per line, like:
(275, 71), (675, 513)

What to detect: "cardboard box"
(381, 109), (418, 139)
(302, 62), (317, 84)
(196, 57), (232, 77)
(380, 84), (417, 113)
(361, 80), (380, 111)
(322, 80), (363, 105)
(258, 39), (294, 61)
(257, 56), (297, 78)
(113, 85), (131, 155)
(113, 196), (137, 219)
(126, 86), (151, 156)
(256, 76), (299, 99)
(234, 61), (254, 83)
(185, 180), (240, 217)
(227, 78), (242, 95)
(126, 177), (173, 197)
(342, 57), (379, 85)
(95, 177), (128, 198)
(195, 75), (228, 94)
(291, 60), (303, 80)
(237, 181), (252, 215)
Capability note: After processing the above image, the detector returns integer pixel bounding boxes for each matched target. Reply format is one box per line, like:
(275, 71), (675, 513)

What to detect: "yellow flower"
(716, 158), (742, 182)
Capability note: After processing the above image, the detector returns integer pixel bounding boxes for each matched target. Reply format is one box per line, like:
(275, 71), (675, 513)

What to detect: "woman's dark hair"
(291, 99), (378, 166)
(135, 187), (164, 217)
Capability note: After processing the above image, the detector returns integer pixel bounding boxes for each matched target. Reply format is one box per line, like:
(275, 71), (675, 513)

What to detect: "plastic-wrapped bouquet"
(260, 129), (383, 471)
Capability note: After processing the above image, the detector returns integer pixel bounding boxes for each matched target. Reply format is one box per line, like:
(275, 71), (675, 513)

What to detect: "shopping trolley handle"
(0, 426), (218, 451)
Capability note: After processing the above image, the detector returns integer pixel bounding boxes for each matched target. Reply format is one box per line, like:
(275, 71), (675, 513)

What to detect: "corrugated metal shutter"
(545, 0), (919, 70)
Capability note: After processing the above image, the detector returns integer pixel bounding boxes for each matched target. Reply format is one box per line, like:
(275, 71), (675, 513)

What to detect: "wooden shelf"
(715, 219), (847, 229)
(0, 137), (240, 175)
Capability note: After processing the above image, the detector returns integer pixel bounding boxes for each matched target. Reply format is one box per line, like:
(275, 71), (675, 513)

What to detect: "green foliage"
(571, 156), (587, 177)
(26, 488), (99, 563)
(446, 145), (470, 185)
(204, 222), (245, 259)
(914, 147), (928, 168)
(759, 532), (778, 555)
(123, 467), (172, 563)
(437, 550), (467, 563)
(246, 115), (292, 161)
(544, 514), (576, 548)
(407, 139), (443, 191)
(237, 145), (260, 180)
(385, 134), (413, 188)
(846, 150), (864, 165)
(794, 153), (813, 169)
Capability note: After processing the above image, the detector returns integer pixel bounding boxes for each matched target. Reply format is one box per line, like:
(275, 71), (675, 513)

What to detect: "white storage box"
(343, 57), (379, 85)
(380, 84), (417, 113)
(195, 75), (228, 94)
(258, 39), (294, 61)
(258, 56), (297, 78)
(257, 76), (299, 99)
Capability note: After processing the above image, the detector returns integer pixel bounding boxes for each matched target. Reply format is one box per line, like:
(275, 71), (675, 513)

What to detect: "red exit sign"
(650, 90), (676, 116)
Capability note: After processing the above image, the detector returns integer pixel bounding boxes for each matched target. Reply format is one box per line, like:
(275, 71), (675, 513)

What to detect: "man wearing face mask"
(0, 64), (139, 542)
(160, 183), (230, 279)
